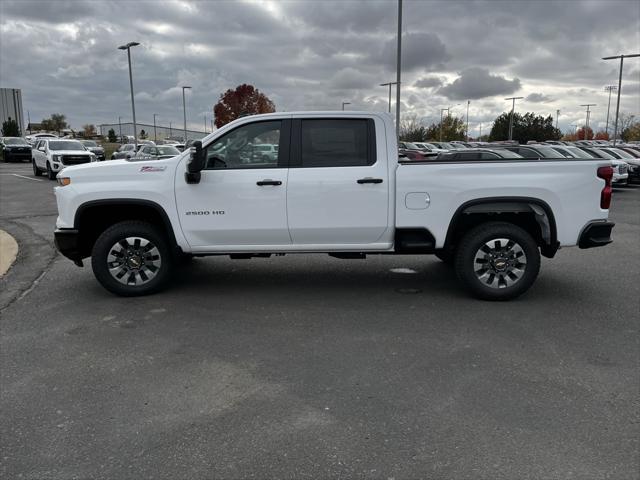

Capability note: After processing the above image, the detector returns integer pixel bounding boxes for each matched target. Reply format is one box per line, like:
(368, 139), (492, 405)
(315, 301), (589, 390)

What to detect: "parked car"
(413, 142), (448, 154)
(499, 144), (567, 159)
(134, 145), (182, 160)
(25, 132), (57, 145)
(398, 142), (435, 160)
(436, 148), (524, 161)
(111, 143), (139, 160)
(599, 147), (640, 184)
(79, 140), (106, 161)
(1, 137), (32, 162)
(32, 139), (95, 179)
(53, 112), (615, 301)
(572, 147), (628, 185)
(250, 143), (279, 162)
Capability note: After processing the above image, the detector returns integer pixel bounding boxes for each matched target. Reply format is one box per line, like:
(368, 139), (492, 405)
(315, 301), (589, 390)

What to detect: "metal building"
(0, 88), (24, 134)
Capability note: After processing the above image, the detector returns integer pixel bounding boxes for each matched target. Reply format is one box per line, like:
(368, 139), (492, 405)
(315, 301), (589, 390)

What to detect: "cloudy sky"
(1, 0), (638, 137)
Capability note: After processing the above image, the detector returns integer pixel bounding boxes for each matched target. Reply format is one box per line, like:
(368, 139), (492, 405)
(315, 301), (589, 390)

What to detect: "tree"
(576, 126), (593, 140)
(107, 128), (117, 143)
(1, 117), (20, 136)
(489, 112), (561, 143)
(622, 122), (640, 142)
(425, 115), (466, 141)
(83, 124), (96, 137)
(619, 113), (638, 141)
(139, 129), (147, 139)
(213, 84), (275, 128)
(41, 113), (68, 133)
(594, 131), (609, 140)
(399, 113), (426, 141)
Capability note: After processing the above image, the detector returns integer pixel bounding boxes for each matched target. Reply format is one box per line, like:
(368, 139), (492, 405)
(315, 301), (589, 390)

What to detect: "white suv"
(32, 139), (95, 179)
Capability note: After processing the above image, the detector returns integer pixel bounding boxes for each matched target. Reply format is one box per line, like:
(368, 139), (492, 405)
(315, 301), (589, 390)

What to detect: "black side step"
(329, 253), (366, 259)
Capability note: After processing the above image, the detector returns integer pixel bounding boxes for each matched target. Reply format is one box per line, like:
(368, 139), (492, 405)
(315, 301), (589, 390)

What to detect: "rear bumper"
(54, 229), (84, 266)
(578, 221), (614, 249)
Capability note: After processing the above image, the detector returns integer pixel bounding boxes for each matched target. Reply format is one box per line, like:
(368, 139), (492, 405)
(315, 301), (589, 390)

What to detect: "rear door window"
(298, 119), (375, 167)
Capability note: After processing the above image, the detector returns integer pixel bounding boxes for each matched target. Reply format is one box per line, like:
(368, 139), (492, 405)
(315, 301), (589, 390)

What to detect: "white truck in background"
(54, 112), (614, 300)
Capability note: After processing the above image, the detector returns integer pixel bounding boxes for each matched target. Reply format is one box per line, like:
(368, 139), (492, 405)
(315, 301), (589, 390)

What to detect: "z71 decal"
(140, 166), (167, 172)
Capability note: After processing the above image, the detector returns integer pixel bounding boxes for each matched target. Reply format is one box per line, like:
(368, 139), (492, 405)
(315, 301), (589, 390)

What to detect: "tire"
(91, 221), (174, 296)
(454, 222), (540, 301)
(32, 159), (42, 176)
(46, 162), (56, 180)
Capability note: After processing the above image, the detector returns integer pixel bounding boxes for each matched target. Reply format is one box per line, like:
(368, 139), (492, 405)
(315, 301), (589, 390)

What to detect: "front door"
(175, 119), (291, 249)
(286, 118), (390, 246)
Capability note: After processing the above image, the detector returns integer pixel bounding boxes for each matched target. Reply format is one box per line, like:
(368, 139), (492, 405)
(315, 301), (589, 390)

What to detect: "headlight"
(90, 153), (97, 162)
(57, 177), (71, 186)
(52, 154), (62, 161)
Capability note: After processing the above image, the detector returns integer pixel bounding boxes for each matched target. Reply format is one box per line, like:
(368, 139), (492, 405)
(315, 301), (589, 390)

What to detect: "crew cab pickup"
(53, 112), (615, 300)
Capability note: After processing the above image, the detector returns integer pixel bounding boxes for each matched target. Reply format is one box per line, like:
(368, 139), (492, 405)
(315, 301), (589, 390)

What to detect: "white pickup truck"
(54, 112), (615, 300)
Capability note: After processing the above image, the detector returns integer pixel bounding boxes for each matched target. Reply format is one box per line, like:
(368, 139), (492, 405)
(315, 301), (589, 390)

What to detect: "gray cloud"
(526, 93), (554, 103)
(439, 68), (521, 100)
(414, 76), (444, 89)
(0, 0), (637, 136)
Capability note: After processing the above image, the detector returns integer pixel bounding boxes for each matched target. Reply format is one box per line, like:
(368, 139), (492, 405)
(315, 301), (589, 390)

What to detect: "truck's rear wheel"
(455, 222), (540, 301)
(32, 159), (42, 176)
(91, 221), (173, 296)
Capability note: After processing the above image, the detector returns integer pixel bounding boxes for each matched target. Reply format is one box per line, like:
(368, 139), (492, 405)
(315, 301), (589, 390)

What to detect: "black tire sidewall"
(46, 162), (56, 180)
(32, 159), (41, 176)
(455, 222), (541, 301)
(91, 221), (174, 296)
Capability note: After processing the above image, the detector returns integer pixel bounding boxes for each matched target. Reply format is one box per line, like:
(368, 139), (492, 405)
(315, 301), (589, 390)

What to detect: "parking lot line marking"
(0, 173), (44, 182)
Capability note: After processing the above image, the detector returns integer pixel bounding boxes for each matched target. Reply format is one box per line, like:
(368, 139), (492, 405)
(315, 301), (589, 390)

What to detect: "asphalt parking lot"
(1, 160), (638, 479)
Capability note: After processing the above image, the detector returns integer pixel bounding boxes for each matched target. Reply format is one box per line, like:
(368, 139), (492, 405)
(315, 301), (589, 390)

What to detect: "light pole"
(570, 124), (578, 137)
(580, 104), (596, 140)
(204, 115), (207, 133)
(153, 113), (158, 142)
(466, 100), (470, 142)
(603, 53), (639, 145)
(395, 0), (402, 138)
(169, 121), (172, 137)
(182, 86), (192, 143)
(118, 116), (122, 142)
(604, 85), (617, 137)
(505, 96), (524, 141)
(555, 109), (560, 130)
(380, 81), (399, 113)
(439, 108), (448, 142)
(341, 102), (351, 111)
(117, 41), (140, 150)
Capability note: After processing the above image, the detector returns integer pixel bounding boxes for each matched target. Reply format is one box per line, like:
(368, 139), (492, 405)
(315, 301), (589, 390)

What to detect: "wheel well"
(74, 201), (178, 258)
(444, 199), (559, 258)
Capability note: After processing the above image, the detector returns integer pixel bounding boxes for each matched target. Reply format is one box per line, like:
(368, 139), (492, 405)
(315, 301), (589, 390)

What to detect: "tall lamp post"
(182, 86), (192, 143)
(555, 109), (560, 130)
(602, 53), (639, 145)
(117, 41), (140, 150)
(380, 81), (399, 113)
(505, 96), (524, 141)
(604, 85), (617, 137)
(465, 100), (470, 142)
(153, 113), (158, 142)
(341, 102), (351, 111)
(395, 0), (402, 138)
(118, 116), (122, 142)
(580, 104), (596, 139)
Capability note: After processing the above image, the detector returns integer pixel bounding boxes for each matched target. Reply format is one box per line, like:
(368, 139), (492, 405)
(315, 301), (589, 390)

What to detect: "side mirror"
(185, 140), (204, 184)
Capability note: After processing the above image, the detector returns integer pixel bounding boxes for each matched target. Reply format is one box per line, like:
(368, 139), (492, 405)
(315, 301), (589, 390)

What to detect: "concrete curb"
(0, 229), (19, 277)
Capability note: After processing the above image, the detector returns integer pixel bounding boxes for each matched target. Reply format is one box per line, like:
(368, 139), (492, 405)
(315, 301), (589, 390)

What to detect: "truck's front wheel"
(91, 221), (174, 296)
(455, 222), (540, 301)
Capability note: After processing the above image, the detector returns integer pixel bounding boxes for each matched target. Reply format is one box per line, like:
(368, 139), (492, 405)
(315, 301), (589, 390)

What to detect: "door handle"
(357, 177), (383, 184)
(256, 179), (282, 186)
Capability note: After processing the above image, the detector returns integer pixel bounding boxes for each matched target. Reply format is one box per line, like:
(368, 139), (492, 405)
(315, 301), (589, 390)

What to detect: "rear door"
(286, 117), (389, 246)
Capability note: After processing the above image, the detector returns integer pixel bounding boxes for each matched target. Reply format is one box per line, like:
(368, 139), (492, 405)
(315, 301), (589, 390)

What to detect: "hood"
(87, 146), (104, 152)
(51, 150), (94, 156)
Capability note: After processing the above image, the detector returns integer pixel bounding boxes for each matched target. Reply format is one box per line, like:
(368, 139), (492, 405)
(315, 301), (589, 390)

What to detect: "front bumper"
(578, 221), (615, 249)
(4, 150), (31, 161)
(54, 229), (84, 266)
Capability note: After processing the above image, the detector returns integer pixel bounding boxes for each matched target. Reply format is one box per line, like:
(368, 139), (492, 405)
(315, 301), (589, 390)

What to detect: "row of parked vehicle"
(397, 140), (640, 185)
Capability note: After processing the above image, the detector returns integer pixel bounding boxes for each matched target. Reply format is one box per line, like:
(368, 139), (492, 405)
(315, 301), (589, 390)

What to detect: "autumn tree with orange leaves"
(213, 84), (276, 128)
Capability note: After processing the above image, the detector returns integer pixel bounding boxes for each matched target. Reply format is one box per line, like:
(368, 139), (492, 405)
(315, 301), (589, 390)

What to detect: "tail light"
(597, 166), (613, 209)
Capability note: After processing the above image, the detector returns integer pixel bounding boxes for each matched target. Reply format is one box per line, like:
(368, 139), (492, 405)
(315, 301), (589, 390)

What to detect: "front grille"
(62, 155), (91, 165)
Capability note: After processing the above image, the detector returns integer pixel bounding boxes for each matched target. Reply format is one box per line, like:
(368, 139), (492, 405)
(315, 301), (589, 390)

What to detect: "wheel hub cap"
(473, 238), (527, 289)
(107, 237), (161, 286)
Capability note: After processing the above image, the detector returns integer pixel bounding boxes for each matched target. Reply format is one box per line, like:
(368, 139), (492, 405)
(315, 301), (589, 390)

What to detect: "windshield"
(441, 143), (457, 149)
(560, 147), (593, 158)
(48, 141), (86, 151)
(156, 146), (180, 155)
(589, 148), (615, 159)
(3, 138), (27, 145)
(81, 140), (98, 147)
(404, 142), (422, 150)
(531, 146), (564, 158)
(606, 148), (633, 159)
(495, 149), (523, 158)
